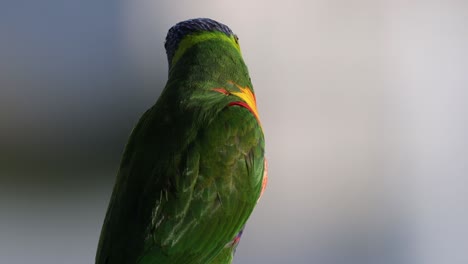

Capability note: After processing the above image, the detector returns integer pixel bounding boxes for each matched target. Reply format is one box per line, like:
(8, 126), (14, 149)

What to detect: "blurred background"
(1, 0), (467, 263)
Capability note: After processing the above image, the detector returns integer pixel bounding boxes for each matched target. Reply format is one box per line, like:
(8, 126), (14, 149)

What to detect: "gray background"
(1, 1), (467, 263)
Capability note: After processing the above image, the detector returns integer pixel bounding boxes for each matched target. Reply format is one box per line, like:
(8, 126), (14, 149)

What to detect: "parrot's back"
(96, 18), (266, 264)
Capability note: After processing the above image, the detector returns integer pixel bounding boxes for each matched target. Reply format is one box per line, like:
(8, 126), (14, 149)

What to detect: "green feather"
(96, 20), (265, 264)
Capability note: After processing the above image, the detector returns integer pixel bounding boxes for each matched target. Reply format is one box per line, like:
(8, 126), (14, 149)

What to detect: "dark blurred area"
(0, 2), (166, 262)
(0, 1), (165, 175)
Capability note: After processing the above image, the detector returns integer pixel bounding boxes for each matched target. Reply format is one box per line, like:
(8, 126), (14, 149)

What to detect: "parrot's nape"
(96, 18), (267, 264)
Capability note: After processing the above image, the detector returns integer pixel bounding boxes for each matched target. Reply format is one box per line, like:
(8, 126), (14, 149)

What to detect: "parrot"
(95, 18), (267, 264)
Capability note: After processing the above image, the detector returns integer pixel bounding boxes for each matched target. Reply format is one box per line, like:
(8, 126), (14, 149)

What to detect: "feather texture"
(96, 18), (265, 264)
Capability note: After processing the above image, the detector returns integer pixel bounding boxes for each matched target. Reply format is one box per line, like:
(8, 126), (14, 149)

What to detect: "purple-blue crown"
(165, 18), (234, 66)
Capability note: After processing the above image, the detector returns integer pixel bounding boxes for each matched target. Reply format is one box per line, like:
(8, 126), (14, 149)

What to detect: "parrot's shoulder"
(97, 94), (265, 264)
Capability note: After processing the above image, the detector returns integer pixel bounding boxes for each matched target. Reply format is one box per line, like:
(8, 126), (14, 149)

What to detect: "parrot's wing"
(96, 105), (162, 264)
(96, 104), (265, 264)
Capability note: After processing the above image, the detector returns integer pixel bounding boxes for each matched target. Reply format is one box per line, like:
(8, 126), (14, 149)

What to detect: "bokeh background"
(1, 1), (467, 263)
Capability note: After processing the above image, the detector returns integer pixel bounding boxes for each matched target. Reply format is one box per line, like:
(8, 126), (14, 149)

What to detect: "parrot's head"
(164, 18), (240, 68)
(164, 18), (259, 126)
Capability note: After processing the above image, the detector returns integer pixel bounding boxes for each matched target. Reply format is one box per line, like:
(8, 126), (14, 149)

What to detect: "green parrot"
(95, 18), (267, 264)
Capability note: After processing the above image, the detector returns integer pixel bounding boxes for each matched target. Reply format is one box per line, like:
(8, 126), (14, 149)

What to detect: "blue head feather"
(164, 18), (235, 66)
